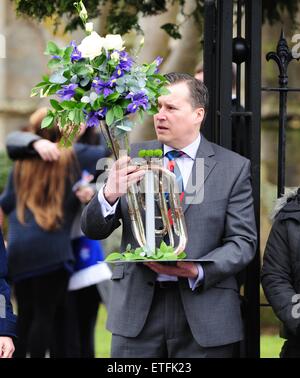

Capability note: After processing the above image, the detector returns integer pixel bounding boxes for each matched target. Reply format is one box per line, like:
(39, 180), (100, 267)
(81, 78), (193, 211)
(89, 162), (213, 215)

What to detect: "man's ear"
(194, 107), (205, 125)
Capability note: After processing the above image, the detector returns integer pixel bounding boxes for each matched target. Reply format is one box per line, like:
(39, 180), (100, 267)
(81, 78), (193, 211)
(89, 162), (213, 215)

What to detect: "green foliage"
(30, 3), (168, 147)
(138, 148), (163, 158)
(12, 0), (300, 40)
(95, 305), (111, 358)
(12, 0), (201, 39)
(260, 335), (284, 358)
(262, 0), (300, 27)
(0, 151), (12, 194)
(105, 241), (187, 262)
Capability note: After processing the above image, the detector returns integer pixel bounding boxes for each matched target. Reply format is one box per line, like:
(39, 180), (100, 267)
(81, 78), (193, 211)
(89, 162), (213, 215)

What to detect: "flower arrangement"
(30, 1), (187, 263)
(31, 1), (168, 148)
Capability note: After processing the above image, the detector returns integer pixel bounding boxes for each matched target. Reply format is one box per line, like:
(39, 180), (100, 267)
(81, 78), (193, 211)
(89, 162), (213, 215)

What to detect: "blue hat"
(72, 236), (104, 272)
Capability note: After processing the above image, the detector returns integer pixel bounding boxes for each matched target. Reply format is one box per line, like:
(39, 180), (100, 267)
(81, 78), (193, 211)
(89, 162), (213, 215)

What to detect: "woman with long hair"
(0, 108), (109, 358)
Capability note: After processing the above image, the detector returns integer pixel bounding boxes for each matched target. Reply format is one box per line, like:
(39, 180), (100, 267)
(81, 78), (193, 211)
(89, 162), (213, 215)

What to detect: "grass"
(94, 305), (284, 358)
(260, 334), (284, 358)
(95, 305), (112, 358)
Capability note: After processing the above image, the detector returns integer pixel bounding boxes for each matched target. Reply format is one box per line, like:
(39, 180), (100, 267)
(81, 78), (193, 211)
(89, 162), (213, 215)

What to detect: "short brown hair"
(164, 72), (209, 114)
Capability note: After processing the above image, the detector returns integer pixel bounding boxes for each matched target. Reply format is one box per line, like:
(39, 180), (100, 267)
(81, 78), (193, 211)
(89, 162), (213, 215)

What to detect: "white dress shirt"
(98, 133), (204, 290)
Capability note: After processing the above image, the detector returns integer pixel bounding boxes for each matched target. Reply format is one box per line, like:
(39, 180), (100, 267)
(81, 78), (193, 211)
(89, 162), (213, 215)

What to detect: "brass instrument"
(100, 121), (188, 256)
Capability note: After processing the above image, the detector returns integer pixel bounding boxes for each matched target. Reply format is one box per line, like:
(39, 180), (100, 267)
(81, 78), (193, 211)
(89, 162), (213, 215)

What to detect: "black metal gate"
(262, 32), (300, 198)
(202, 0), (261, 358)
(259, 27), (300, 339)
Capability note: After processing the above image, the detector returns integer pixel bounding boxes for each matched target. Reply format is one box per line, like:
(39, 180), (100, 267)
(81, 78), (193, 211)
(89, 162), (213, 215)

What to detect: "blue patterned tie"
(164, 150), (185, 245)
(165, 150), (185, 195)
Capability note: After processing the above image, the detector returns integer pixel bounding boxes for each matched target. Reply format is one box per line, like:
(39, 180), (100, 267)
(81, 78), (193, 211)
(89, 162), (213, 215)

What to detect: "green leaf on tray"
(105, 241), (186, 262)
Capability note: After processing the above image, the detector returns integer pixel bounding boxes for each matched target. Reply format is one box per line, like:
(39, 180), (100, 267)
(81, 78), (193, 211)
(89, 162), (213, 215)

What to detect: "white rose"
(102, 34), (124, 51)
(78, 32), (105, 60)
(85, 22), (94, 33)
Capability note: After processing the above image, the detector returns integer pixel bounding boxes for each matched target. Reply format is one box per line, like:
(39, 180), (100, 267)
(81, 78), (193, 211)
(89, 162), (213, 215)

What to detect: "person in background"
(0, 108), (109, 357)
(0, 227), (16, 358)
(4, 110), (111, 358)
(261, 188), (300, 358)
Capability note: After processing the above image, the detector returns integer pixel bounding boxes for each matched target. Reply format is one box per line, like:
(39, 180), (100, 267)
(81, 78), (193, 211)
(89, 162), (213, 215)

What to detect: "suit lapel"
(182, 136), (217, 213)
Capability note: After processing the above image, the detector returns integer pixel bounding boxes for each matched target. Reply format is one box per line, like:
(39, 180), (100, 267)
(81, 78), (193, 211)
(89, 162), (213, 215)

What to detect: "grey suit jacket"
(81, 135), (257, 347)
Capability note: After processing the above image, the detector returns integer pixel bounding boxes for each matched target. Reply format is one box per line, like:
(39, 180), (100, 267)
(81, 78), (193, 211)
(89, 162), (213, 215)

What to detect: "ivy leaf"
(106, 92), (121, 101)
(50, 99), (63, 111)
(46, 84), (62, 95)
(160, 253), (177, 261)
(60, 101), (77, 110)
(47, 58), (62, 69)
(160, 241), (169, 254)
(177, 252), (187, 259)
(113, 105), (123, 120)
(74, 108), (84, 124)
(63, 46), (73, 63)
(105, 253), (124, 262)
(45, 41), (61, 56)
(146, 63), (157, 76)
(105, 109), (115, 126)
(68, 110), (76, 122)
(41, 115), (54, 129)
(49, 71), (68, 84)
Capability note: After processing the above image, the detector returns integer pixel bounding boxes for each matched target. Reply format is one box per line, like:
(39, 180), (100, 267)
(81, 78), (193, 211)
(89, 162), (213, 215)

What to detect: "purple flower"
(86, 111), (100, 127)
(112, 51), (134, 78)
(118, 51), (133, 71)
(155, 56), (163, 66)
(56, 83), (78, 101)
(86, 108), (107, 127)
(92, 77), (116, 98)
(126, 91), (149, 113)
(51, 55), (61, 60)
(154, 56), (163, 73)
(96, 107), (107, 119)
(70, 40), (82, 62)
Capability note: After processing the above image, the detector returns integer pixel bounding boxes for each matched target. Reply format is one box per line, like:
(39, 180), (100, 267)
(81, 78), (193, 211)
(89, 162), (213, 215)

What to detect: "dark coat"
(0, 229), (17, 337)
(261, 189), (300, 341)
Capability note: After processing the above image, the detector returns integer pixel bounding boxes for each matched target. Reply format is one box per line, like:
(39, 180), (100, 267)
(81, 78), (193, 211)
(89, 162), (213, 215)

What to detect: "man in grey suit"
(81, 73), (257, 358)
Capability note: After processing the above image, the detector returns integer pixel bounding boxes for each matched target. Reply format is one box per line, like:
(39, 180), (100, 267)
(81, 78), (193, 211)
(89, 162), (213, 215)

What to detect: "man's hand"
(32, 139), (61, 161)
(104, 156), (146, 205)
(75, 186), (95, 204)
(144, 261), (198, 279)
(0, 337), (15, 358)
